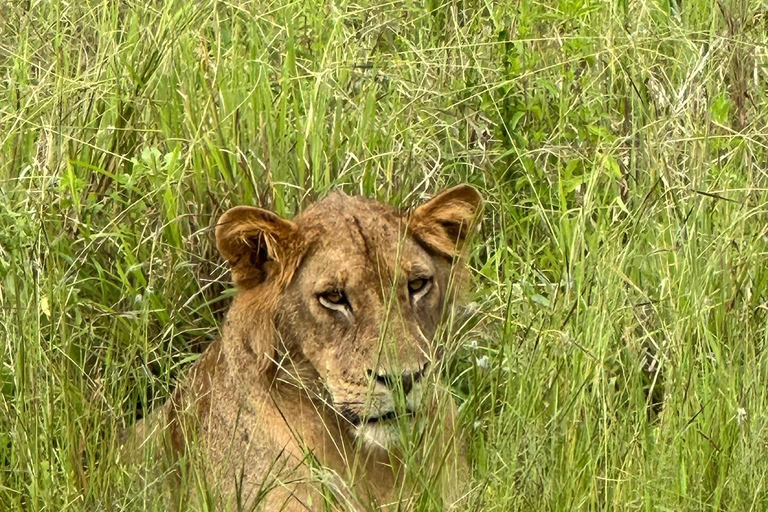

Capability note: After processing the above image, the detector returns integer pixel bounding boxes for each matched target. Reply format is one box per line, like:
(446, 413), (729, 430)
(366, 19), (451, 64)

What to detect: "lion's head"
(215, 185), (482, 448)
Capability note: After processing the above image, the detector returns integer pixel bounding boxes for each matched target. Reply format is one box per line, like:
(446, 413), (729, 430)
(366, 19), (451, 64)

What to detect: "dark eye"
(408, 277), (432, 295)
(318, 289), (349, 310)
(323, 290), (344, 303)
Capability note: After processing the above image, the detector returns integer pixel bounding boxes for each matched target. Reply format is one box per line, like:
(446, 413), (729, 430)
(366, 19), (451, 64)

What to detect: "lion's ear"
(215, 206), (302, 289)
(409, 185), (483, 258)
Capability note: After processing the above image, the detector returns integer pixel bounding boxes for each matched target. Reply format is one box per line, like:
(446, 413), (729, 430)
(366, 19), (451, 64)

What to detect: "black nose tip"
(367, 362), (429, 395)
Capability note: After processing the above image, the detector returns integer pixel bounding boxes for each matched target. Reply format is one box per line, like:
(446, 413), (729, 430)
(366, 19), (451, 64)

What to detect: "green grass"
(2, 0), (768, 510)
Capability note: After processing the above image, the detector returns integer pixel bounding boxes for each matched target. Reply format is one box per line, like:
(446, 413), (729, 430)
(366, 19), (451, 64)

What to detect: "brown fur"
(140, 185), (482, 510)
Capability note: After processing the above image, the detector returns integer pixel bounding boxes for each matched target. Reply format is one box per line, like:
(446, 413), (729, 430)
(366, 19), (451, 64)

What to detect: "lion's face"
(215, 186), (482, 449)
(276, 197), (453, 447)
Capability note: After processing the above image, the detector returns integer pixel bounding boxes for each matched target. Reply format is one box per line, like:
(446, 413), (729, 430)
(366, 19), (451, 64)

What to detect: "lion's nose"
(367, 362), (428, 395)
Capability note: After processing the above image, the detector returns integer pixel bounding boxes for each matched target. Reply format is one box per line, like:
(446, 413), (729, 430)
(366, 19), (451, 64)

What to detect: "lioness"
(143, 185), (482, 510)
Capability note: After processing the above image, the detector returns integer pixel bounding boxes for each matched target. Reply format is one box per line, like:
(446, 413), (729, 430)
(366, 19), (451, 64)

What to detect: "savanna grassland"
(1, 0), (768, 510)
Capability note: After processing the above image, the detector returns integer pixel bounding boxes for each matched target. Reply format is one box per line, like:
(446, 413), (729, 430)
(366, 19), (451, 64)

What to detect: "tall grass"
(1, 0), (767, 510)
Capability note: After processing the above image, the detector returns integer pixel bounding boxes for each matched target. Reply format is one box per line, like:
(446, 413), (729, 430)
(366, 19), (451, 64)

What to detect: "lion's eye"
(323, 291), (344, 303)
(318, 290), (350, 311)
(408, 277), (432, 296)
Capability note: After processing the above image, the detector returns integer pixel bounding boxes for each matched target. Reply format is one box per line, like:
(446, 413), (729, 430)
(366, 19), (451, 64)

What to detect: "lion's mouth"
(341, 407), (416, 426)
(366, 408), (415, 424)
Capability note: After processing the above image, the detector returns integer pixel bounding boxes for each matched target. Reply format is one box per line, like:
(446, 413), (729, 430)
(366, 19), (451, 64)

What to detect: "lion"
(135, 184), (483, 511)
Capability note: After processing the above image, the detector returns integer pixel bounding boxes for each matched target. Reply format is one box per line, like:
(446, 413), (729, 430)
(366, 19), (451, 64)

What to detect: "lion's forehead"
(296, 192), (401, 232)
(296, 193), (425, 276)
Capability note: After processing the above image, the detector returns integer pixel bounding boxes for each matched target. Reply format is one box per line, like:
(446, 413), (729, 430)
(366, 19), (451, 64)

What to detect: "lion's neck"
(266, 378), (401, 502)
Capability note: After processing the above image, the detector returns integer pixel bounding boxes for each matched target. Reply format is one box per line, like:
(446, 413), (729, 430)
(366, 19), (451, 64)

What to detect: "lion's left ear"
(409, 184), (483, 258)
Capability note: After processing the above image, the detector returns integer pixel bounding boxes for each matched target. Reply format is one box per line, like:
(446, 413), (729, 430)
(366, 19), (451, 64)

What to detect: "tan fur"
(138, 185), (482, 511)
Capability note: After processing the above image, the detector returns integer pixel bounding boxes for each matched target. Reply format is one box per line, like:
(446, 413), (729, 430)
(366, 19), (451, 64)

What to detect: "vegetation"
(1, 0), (767, 510)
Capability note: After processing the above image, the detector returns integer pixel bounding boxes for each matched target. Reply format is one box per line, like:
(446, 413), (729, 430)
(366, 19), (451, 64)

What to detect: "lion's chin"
(353, 421), (404, 450)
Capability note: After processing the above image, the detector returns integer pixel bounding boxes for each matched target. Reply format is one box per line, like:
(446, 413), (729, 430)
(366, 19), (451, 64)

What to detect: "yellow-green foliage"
(1, 0), (767, 510)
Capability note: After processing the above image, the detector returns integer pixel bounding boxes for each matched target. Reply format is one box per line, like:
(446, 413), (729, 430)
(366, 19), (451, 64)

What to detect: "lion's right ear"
(215, 206), (302, 289)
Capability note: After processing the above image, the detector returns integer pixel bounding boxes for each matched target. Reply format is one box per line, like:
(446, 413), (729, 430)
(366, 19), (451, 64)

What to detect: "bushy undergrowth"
(1, 0), (767, 510)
